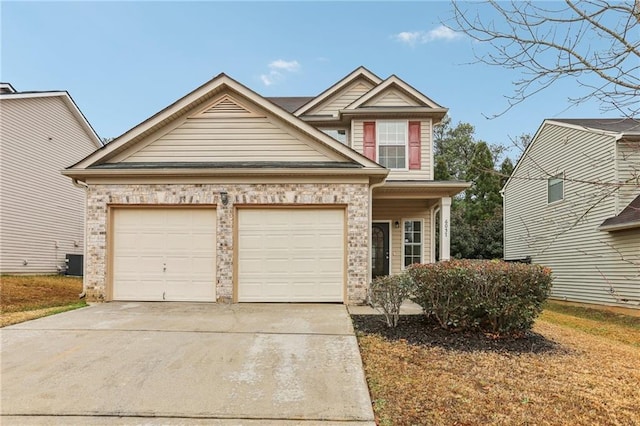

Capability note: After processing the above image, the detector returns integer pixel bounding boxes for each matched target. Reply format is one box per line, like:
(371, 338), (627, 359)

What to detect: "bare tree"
(448, 0), (640, 117)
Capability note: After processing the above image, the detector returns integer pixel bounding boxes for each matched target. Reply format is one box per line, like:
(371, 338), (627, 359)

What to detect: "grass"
(540, 301), (640, 347)
(0, 275), (86, 326)
(357, 306), (640, 425)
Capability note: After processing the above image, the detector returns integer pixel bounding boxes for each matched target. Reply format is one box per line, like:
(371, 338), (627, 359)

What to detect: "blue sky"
(2, 1), (614, 160)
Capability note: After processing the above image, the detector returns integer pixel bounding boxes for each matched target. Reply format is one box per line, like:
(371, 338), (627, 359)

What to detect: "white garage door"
(238, 208), (345, 302)
(112, 208), (216, 302)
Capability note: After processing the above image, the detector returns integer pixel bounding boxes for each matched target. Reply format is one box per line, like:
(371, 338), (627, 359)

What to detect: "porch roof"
(373, 180), (470, 199)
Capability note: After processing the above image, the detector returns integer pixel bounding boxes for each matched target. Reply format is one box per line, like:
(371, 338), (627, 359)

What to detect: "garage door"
(238, 208), (344, 302)
(112, 208), (216, 302)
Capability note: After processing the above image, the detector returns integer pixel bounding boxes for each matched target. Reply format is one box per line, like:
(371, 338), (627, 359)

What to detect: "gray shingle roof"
(552, 118), (640, 135)
(266, 97), (315, 113)
(599, 194), (640, 231)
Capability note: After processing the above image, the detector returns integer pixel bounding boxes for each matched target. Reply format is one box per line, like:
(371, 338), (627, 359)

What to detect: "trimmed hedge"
(407, 260), (553, 335)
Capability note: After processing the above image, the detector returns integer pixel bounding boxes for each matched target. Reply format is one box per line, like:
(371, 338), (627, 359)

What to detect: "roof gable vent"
(192, 95), (258, 118)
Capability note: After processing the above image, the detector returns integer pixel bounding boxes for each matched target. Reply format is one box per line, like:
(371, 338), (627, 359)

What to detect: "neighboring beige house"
(0, 83), (102, 274)
(503, 119), (640, 309)
(64, 67), (468, 304)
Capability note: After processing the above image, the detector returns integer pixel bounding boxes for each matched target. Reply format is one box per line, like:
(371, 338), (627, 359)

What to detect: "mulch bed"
(351, 314), (571, 355)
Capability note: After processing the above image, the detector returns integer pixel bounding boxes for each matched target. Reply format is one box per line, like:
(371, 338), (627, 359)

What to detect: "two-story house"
(63, 67), (468, 304)
(0, 82), (102, 274)
(503, 119), (640, 309)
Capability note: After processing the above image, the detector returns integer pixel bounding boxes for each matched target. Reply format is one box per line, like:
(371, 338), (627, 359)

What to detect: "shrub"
(368, 273), (415, 328)
(407, 260), (552, 335)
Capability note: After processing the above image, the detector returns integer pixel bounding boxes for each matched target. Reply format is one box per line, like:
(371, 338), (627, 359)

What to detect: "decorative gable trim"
(344, 75), (443, 110)
(190, 95), (259, 118)
(294, 66), (382, 116)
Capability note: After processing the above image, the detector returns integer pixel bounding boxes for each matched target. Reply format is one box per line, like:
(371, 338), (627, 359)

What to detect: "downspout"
(368, 179), (387, 292)
(72, 179), (88, 299)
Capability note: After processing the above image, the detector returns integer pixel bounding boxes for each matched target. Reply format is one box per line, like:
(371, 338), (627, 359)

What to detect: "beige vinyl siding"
(308, 80), (374, 116)
(352, 119), (432, 179)
(0, 97), (97, 273)
(616, 139), (640, 211)
(119, 116), (341, 163)
(373, 200), (432, 275)
(504, 123), (639, 308)
(363, 89), (421, 107)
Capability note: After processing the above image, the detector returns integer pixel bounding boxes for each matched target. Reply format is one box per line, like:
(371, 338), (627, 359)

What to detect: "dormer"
(294, 67), (382, 119)
(271, 68), (448, 181)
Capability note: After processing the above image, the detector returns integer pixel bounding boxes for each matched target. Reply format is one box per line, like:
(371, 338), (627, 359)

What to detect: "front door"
(371, 222), (390, 278)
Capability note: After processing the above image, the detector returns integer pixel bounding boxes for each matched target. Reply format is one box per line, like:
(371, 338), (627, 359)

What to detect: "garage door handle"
(163, 263), (166, 272)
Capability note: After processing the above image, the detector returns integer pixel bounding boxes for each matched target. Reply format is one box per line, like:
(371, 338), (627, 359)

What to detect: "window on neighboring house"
(322, 129), (348, 145)
(377, 121), (407, 169)
(548, 173), (564, 203)
(403, 220), (422, 267)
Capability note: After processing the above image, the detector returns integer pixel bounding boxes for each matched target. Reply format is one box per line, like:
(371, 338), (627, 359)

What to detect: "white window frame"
(547, 172), (564, 204)
(322, 128), (349, 146)
(376, 120), (408, 170)
(401, 218), (424, 269)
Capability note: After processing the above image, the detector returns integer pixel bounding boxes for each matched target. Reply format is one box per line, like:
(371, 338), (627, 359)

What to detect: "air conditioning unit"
(65, 254), (83, 277)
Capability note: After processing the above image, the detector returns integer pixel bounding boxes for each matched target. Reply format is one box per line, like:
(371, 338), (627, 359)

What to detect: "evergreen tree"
(433, 118), (513, 259)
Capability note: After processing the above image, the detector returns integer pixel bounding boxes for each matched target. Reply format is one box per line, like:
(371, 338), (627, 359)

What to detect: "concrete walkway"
(1, 303), (375, 425)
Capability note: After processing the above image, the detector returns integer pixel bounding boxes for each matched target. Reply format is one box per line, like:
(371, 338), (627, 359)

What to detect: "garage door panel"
(164, 279), (215, 301)
(166, 257), (215, 275)
(238, 209), (344, 302)
(112, 208), (216, 302)
(114, 278), (164, 301)
(114, 255), (164, 273)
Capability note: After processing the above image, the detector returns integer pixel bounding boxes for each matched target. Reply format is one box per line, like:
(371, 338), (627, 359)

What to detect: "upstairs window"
(548, 173), (564, 203)
(322, 129), (348, 145)
(377, 121), (407, 169)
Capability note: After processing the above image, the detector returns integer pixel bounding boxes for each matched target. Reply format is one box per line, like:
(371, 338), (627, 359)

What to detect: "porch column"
(439, 197), (451, 261)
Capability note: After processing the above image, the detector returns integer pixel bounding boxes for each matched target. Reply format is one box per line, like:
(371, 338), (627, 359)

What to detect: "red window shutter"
(363, 122), (376, 161)
(408, 121), (421, 170)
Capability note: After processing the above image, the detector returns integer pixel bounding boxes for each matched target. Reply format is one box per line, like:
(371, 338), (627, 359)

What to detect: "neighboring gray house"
(0, 83), (102, 274)
(503, 118), (640, 309)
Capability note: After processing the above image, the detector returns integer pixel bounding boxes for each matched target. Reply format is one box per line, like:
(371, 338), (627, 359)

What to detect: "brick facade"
(85, 182), (370, 304)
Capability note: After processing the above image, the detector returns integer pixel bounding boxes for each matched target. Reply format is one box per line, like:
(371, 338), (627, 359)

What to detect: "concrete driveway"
(1, 303), (374, 425)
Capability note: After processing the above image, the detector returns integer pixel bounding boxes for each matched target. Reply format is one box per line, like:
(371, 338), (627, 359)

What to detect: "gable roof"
(293, 66), (382, 116)
(344, 75), (443, 110)
(550, 118), (640, 136)
(599, 194), (640, 232)
(266, 97), (314, 113)
(0, 89), (102, 148)
(64, 73), (386, 178)
(502, 118), (638, 192)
